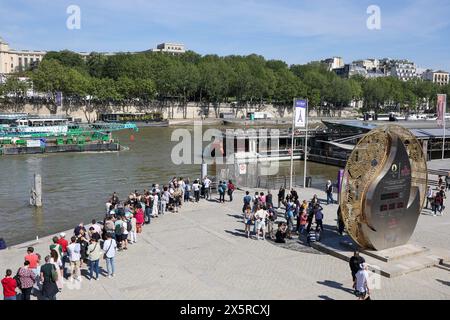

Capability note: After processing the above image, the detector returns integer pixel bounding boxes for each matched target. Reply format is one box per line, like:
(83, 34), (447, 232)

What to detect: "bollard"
(30, 174), (42, 207)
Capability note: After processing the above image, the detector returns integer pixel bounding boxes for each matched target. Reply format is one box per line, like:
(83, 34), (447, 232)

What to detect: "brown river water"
(0, 126), (339, 245)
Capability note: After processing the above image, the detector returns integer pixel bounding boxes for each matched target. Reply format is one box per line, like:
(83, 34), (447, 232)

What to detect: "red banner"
(437, 94), (447, 127)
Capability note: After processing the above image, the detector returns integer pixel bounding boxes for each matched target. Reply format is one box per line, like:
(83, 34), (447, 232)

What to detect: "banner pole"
(290, 98), (295, 190)
(303, 99), (309, 188)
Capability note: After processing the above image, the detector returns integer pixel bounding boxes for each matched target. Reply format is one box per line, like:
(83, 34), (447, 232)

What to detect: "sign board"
(56, 91), (63, 107)
(239, 163), (247, 175)
(26, 140), (41, 148)
(294, 99), (307, 128)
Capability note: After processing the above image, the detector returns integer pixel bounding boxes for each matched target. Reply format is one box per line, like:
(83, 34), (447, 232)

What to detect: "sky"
(0, 0), (449, 71)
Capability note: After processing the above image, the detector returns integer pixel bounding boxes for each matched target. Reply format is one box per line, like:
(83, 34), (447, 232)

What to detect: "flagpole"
(442, 94), (447, 160)
(303, 99), (309, 188)
(289, 98), (295, 190)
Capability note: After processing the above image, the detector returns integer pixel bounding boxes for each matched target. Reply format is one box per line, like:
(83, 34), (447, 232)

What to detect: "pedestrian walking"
(326, 180), (334, 205)
(349, 251), (365, 289)
(227, 180), (235, 202)
(355, 263), (371, 300)
(315, 205), (324, 232)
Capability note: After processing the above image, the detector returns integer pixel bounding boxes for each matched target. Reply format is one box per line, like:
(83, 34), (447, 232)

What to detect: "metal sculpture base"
(311, 233), (447, 278)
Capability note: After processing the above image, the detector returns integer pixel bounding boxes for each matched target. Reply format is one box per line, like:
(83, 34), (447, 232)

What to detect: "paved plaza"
(0, 187), (449, 300)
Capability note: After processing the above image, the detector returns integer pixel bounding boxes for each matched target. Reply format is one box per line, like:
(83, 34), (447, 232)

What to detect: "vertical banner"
(437, 94), (446, 127)
(294, 99), (307, 128)
(337, 169), (344, 204)
(437, 94), (447, 159)
(56, 91), (63, 107)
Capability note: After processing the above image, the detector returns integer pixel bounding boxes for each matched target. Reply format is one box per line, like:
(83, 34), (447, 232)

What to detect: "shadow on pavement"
(316, 280), (355, 295)
(436, 279), (450, 286)
(318, 295), (334, 300)
(224, 229), (248, 238)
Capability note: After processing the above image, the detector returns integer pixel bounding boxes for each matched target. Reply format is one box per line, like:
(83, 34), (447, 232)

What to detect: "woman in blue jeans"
(102, 235), (117, 278)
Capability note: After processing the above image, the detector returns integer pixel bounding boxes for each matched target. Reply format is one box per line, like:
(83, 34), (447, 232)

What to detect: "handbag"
(103, 240), (113, 259)
(51, 265), (59, 282)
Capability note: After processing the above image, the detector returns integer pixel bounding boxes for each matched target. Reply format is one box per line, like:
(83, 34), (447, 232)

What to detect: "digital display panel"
(381, 192), (400, 200)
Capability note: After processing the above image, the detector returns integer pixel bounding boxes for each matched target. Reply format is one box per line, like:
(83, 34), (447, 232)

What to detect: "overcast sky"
(1, 0), (449, 70)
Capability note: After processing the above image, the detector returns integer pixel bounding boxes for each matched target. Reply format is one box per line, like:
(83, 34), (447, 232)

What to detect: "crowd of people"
(2, 176), (236, 300)
(242, 187), (325, 246)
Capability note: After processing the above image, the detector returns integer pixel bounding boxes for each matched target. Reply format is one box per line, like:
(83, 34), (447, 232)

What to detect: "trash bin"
(305, 176), (312, 188)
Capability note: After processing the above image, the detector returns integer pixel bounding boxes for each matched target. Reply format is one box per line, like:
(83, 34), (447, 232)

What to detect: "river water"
(0, 126), (339, 245)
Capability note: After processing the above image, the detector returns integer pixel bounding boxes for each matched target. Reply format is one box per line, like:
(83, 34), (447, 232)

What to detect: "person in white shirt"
(254, 206), (268, 240)
(103, 234), (117, 278)
(203, 176), (212, 199)
(178, 178), (185, 204)
(152, 192), (159, 217)
(426, 186), (433, 209)
(67, 236), (81, 281)
(121, 216), (128, 250)
(192, 180), (201, 202)
(355, 263), (370, 300)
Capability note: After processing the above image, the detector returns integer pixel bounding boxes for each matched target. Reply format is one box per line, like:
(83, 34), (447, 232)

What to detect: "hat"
(59, 232), (66, 238)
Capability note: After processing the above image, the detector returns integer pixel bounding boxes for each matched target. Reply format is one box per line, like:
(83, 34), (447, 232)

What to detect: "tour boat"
(0, 114), (69, 135)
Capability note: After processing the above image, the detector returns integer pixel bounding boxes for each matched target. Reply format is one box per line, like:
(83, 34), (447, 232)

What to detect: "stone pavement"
(0, 187), (449, 300)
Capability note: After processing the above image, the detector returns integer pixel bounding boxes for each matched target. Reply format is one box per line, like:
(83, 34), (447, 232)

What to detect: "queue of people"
(2, 176), (239, 300)
(242, 188), (324, 246)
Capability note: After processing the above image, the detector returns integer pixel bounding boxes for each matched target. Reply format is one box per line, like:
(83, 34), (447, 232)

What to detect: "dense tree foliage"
(1, 49), (449, 118)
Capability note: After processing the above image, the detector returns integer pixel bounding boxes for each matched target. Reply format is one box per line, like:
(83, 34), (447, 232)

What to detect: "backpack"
(115, 222), (123, 235)
(0, 238), (7, 250)
(126, 220), (132, 232)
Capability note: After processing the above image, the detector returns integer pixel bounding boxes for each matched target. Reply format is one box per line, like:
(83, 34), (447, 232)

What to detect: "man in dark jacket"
(349, 251), (365, 289)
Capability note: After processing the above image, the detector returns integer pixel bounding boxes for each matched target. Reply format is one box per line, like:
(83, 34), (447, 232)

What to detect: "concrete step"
(311, 234), (446, 278)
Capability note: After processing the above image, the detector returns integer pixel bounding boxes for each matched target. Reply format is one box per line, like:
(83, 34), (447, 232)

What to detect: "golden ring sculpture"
(340, 125), (427, 250)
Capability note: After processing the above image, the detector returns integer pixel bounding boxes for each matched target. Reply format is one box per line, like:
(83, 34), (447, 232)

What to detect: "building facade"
(322, 57), (344, 71)
(390, 60), (418, 81)
(0, 36), (186, 74)
(353, 59), (380, 72)
(334, 64), (367, 78)
(151, 43), (186, 55)
(0, 37), (46, 74)
(422, 69), (450, 85)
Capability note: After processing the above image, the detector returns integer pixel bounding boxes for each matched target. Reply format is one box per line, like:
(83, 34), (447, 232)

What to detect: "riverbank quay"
(1, 187), (449, 300)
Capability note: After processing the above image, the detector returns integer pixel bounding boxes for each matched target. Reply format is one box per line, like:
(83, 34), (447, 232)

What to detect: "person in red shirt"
(57, 233), (69, 278)
(1, 269), (17, 300)
(57, 233), (68, 253)
(25, 247), (39, 270)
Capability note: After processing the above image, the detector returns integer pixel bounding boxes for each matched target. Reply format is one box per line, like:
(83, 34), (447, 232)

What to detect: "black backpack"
(13, 269), (22, 289)
(126, 220), (132, 232)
